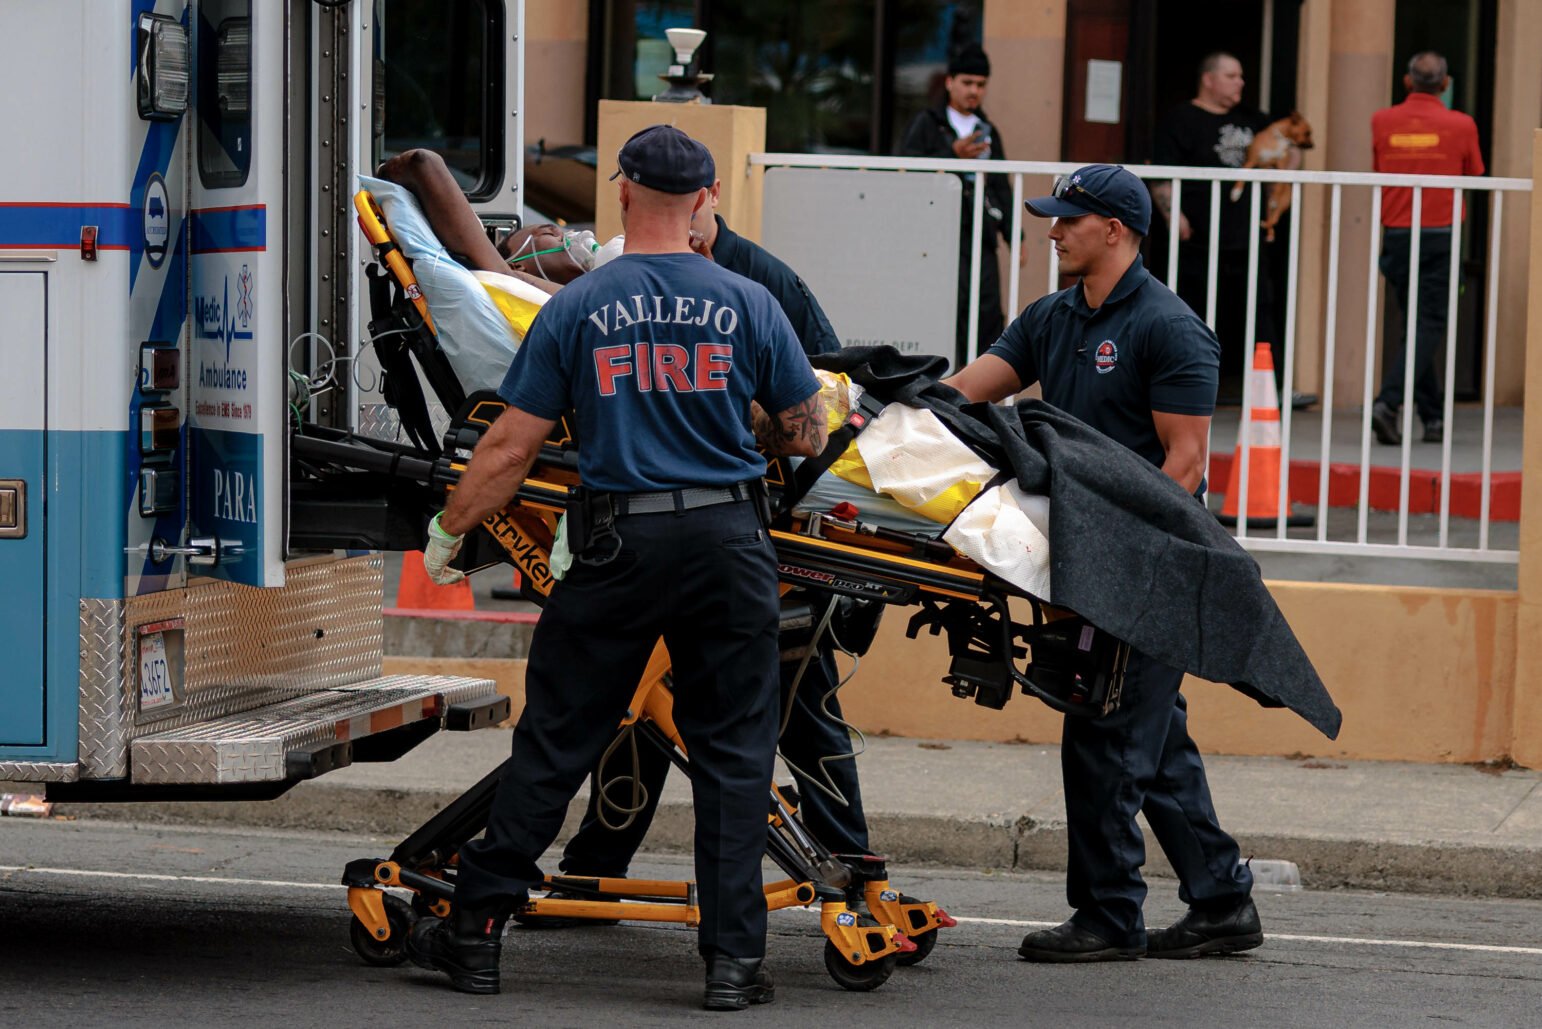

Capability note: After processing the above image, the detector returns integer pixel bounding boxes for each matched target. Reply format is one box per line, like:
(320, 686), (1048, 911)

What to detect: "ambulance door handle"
(150, 536), (222, 567)
(0, 479), (24, 539)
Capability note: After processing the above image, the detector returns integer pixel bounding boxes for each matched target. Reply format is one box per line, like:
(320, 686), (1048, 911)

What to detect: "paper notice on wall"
(1085, 59), (1122, 124)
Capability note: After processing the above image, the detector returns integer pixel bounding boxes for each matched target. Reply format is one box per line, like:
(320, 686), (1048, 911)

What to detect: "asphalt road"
(3, 819), (1541, 1027)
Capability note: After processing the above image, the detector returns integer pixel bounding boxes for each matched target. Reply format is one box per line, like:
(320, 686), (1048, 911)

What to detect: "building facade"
(525, 0), (1539, 403)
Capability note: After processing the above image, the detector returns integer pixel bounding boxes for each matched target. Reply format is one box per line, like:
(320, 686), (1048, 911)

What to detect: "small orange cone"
(396, 550), (476, 611)
(1218, 342), (1313, 529)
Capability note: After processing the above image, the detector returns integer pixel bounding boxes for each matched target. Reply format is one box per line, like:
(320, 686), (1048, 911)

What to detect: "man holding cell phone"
(901, 43), (1015, 368)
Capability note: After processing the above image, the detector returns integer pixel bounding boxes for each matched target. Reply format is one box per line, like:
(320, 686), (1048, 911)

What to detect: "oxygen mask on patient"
(502, 227), (626, 276)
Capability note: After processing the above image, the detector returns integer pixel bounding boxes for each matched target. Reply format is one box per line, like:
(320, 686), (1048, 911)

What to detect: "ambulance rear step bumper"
(128, 674), (508, 786)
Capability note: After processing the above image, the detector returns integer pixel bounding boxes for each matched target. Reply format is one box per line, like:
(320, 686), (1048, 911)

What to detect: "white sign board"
(762, 168), (962, 366)
(1085, 59), (1123, 124)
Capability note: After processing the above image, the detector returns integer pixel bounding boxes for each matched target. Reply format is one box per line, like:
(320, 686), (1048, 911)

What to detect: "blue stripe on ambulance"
(0, 205), (136, 250)
(128, 117), (184, 293)
(126, 2), (190, 592)
(191, 206), (266, 253)
(128, 223), (191, 594)
(130, 0), (160, 76)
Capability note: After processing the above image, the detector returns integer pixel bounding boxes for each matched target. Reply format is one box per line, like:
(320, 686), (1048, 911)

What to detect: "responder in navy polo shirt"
(946, 165), (1260, 963)
(412, 125), (826, 1010)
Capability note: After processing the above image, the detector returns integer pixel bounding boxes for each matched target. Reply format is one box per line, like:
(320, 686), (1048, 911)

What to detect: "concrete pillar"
(524, 0), (588, 149)
(593, 100), (766, 244)
(982, 0), (1067, 160)
(1286, 0), (1335, 400)
(984, 0), (1067, 321)
(1322, 0), (1395, 410)
(1488, 0), (1542, 406)
(1508, 129), (1542, 768)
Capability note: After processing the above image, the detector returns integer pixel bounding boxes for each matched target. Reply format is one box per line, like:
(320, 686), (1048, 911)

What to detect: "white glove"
(423, 512), (466, 585)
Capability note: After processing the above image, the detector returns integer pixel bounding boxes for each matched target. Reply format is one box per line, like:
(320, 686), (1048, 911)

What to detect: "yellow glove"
(423, 512), (466, 585)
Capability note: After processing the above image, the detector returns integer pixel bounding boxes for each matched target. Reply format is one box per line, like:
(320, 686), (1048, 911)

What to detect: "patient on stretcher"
(356, 150), (1337, 736)
(365, 151), (1053, 600)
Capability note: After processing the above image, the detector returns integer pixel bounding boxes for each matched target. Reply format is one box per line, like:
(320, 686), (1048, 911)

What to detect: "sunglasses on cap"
(1052, 174), (1119, 220)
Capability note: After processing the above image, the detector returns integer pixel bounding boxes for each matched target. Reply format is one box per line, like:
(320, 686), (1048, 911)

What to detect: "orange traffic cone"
(1218, 342), (1313, 529)
(395, 549), (476, 611)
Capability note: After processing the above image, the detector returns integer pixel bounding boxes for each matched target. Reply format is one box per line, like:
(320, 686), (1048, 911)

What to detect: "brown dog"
(1229, 111), (1314, 242)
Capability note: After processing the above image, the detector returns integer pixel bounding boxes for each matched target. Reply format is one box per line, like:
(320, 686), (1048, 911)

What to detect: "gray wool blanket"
(813, 346), (1341, 740)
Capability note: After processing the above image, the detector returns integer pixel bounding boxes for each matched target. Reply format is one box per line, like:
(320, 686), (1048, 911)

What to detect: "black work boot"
(703, 955), (775, 1011)
(1146, 897), (1263, 959)
(407, 906), (505, 994)
(1017, 920), (1144, 963)
(1372, 400), (1403, 446)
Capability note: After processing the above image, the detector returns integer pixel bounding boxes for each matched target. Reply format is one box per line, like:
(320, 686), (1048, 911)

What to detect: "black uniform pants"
(1376, 227), (1454, 424)
(1062, 648), (1253, 948)
(454, 500), (782, 959)
(559, 639), (872, 877)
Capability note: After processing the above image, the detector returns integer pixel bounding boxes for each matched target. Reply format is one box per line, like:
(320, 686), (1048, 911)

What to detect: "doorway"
(1060, 0), (1299, 166)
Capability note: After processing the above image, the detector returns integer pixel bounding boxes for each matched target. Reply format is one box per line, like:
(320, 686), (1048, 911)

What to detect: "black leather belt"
(613, 481), (754, 516)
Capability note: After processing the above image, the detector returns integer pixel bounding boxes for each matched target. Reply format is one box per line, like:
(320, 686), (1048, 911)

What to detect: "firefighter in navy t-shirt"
(946, 164), (1261, 964)
(548, 182), (881, 899)
(411, 125), (826, 1010)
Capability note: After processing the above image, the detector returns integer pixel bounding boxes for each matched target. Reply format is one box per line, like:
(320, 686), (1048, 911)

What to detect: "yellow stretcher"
(316, 190), (1127, 992)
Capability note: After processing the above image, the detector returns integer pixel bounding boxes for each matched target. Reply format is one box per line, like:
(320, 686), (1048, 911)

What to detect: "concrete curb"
(49, 787), (1542, 900)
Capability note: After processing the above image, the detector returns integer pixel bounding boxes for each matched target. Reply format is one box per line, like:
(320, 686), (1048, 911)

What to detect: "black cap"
(947, 43), (990, 78)
(1025, 164), (1152, 236)
(608, 125), (715, 194)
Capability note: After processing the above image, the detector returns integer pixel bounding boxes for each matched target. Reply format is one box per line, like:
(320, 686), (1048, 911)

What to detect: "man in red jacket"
(1369, 51), (1484, 446)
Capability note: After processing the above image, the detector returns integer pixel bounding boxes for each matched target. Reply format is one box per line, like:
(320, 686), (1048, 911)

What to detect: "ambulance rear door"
(186, 0), (284, 586)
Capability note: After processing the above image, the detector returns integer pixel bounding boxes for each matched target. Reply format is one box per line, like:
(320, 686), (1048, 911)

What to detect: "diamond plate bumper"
(0, 761), (79, 783)
(129, 674), (501, 785)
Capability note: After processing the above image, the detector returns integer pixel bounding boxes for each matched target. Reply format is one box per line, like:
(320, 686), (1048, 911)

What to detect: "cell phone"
(977, 125), (992, 145)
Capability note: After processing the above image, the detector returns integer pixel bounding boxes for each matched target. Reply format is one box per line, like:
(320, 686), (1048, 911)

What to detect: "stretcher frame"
(314, 189), (1127, 991)
(328, 191), (975, 992)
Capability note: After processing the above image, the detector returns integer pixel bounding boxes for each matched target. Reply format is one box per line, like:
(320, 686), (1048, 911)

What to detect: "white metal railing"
(750, 153), (1532, 566)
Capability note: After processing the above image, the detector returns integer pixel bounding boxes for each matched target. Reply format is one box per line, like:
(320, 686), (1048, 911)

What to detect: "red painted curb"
(1209, 453), (1521, 522)
(384, 607), (541, 624)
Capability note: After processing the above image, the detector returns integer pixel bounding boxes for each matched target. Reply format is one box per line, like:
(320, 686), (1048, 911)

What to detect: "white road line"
(945, 915), (1542, 957)
(0, 865), (341, 891)
(7, 865), (1542, 958)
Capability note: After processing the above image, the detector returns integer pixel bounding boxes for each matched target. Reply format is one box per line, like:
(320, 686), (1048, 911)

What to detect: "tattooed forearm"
(751, 401), (775, 449)
(762, 392), (828, 457)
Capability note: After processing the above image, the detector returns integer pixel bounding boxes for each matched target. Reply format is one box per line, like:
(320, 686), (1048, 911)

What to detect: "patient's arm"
(376, 149), (510, 275)
(753, 391), (828, 458)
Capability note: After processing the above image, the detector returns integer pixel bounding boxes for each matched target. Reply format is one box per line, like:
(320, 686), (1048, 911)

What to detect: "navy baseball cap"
(1025, 164), (1151, 236)
(608, 125), (715, 194)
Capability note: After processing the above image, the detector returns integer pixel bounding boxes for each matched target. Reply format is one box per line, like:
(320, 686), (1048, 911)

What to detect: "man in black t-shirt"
(1151, 52), (1279, 399)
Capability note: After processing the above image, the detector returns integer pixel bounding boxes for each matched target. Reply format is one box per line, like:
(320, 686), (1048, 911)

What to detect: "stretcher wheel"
(350, 894), (417, 967)
(896, 926), (938, 966)
(822, 917), (897, 992)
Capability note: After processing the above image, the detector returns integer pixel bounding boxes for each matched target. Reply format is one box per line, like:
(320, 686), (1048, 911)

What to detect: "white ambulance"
(0, 0), (525, 798)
